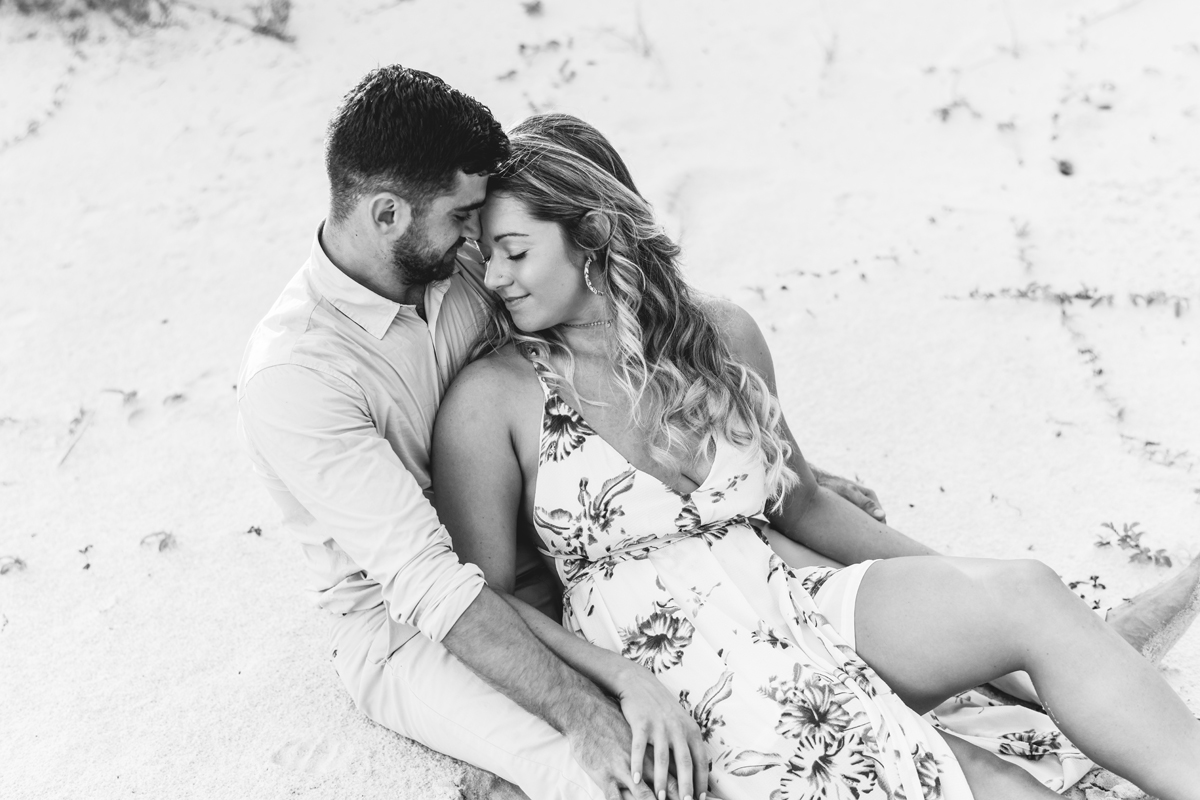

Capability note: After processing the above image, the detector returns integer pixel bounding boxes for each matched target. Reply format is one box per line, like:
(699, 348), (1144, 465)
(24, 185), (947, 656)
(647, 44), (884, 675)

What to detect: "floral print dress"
(529, 371), (1091, 799)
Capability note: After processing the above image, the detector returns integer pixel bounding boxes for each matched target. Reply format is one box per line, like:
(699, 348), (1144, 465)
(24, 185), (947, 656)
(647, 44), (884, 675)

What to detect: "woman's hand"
(609, 657), (708, 800)
(810, 464), (886, 523)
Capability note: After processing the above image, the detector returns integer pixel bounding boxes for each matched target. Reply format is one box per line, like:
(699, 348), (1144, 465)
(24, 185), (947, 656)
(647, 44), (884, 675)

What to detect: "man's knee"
(461, 767), (533, 800)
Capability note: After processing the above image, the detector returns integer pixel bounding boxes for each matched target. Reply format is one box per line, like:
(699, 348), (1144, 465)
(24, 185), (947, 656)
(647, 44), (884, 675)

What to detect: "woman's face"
(479, 193), (602, 331)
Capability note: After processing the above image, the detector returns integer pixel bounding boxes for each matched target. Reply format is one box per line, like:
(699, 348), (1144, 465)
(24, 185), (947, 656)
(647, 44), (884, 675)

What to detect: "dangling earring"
(583, 256), (604, 296)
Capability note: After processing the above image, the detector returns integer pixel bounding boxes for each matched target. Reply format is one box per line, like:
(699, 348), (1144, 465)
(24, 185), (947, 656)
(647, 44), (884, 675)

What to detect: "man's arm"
(239, 365), (656, 800)
(239, 365), (483, 639)
(444, 590), (661, 800)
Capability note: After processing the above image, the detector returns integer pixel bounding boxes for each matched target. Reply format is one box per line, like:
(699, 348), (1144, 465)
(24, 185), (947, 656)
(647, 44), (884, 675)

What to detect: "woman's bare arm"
(710, 300), (939, 563)
(432, 352), (709, 799)
(432, 358), (525, 591)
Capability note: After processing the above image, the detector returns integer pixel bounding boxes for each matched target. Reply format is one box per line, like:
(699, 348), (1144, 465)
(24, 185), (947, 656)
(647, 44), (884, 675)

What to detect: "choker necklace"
(561, 319), (612, 329)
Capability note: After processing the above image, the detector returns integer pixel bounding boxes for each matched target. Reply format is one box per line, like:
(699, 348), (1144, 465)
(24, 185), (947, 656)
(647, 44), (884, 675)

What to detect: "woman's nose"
(483, 256), (509, 290)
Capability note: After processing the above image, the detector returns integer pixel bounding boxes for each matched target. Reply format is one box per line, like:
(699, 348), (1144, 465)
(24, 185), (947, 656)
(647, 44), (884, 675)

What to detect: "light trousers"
(329, 603), (606, 800)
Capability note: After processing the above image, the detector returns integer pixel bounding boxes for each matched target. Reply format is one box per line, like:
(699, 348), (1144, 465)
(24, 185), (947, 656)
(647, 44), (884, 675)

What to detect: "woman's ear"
(577, 209), (616, 251)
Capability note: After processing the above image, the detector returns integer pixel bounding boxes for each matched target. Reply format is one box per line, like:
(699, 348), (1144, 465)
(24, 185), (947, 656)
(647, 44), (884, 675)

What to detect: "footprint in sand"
(269, 735), (354, 775)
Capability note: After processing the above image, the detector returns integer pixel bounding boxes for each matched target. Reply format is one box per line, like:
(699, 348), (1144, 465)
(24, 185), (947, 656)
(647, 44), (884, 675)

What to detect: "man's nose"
(463, 210), (482, 241)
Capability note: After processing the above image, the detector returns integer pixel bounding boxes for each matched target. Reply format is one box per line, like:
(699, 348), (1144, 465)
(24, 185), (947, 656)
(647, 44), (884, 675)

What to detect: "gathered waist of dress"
(539, 514), (755, 594)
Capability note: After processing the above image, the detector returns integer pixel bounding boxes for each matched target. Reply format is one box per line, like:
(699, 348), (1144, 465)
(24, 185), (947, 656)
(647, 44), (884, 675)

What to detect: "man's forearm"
(442, 586), (612, 735)
(502, 591), (635, 697)
(771, 485), (939, 566)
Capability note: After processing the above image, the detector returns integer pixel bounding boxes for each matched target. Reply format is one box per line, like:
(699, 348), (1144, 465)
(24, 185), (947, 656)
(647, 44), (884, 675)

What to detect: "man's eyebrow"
(452, 199), (487, 213)
(493, 232), (528, 242)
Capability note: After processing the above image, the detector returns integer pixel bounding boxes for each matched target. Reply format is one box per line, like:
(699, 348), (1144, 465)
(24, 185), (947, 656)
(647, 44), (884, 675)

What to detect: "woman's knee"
(982, 558), (1071, 623)
(914, 557), (1067, 630)
(996, 558), (1063, 595)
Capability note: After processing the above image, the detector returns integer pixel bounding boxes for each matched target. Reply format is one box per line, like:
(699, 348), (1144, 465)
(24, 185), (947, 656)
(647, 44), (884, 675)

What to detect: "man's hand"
(444, 591), (682, 800)
(568, 697), (679, 800)
(810, 465), (886, 523)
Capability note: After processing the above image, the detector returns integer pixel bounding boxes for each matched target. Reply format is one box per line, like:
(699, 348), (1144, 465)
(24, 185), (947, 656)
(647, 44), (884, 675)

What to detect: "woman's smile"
(502, 294), (530, 309)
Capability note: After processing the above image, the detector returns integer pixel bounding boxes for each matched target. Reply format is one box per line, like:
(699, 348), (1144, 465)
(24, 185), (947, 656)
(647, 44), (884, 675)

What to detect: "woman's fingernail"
(873, 508), (885, 518)
(658, 792), (666, 800)
(632, 772), (641, 784)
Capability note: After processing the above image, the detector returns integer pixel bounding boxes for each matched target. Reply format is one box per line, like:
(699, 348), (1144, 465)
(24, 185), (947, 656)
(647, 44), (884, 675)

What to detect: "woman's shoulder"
(436, 342), (546, 460)
(451, 343), (539, 399)
(696, 294), (757, 329)
(694, 294), (772, 372)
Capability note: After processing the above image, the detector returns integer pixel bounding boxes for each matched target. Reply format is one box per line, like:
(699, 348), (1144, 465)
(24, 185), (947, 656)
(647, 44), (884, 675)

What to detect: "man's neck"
(320, 221), (426, 308)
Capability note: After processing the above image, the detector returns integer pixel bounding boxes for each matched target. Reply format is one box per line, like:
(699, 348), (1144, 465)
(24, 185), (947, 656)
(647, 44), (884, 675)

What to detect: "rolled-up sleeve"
(238, 364), (484, 642)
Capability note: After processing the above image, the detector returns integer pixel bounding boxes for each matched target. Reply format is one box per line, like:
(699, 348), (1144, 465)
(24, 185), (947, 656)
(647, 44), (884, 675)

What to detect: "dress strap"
(528, 359), (557, 401)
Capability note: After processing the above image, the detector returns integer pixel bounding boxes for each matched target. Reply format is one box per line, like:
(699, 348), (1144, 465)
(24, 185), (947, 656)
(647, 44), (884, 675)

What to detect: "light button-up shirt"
(237, 227), (491, 652)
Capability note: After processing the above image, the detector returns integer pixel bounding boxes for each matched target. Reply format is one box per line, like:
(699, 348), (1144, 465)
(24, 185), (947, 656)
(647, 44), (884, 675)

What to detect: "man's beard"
(390, 223), (462, 286)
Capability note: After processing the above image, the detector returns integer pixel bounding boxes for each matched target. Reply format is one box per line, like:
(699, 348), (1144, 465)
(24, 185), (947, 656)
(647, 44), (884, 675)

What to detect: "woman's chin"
(510, 313), (551, 333)
(507, 315), (534, 333)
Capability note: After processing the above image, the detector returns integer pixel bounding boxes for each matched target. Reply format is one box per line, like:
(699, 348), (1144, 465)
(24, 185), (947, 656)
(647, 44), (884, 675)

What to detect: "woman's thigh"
(852, 555), (1058, 713)
(937, 730), (1060, 799)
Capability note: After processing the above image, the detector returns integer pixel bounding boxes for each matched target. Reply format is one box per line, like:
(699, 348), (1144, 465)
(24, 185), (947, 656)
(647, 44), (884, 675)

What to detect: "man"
(236, 64), (1194, 800)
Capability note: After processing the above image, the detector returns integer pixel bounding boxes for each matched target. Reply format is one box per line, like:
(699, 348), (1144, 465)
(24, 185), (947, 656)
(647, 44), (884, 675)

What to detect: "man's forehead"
(433, 171), (487, 211)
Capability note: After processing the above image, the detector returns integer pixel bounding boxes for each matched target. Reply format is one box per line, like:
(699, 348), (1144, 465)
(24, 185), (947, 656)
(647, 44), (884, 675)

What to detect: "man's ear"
(367, 192), (414, 237)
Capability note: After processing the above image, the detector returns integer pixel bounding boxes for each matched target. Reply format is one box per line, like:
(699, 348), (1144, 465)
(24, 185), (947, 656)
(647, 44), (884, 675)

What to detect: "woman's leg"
(987, 553), (1200, 706)
(852, 556), (1200, 800)
(765, 526), (1200, 669)
(936, 731), (1060, 800)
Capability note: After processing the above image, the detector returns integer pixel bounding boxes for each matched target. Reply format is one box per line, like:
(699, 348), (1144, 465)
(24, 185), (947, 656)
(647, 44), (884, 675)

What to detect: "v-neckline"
(551, 387), (722, 498)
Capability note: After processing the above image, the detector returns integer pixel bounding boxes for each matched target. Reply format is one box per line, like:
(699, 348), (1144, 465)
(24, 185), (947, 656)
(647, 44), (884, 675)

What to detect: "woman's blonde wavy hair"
(473, 114), (799, 507)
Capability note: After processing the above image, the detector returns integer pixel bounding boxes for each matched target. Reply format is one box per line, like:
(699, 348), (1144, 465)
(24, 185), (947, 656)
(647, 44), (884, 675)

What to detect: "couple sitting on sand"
(237, 65), (1200, 800)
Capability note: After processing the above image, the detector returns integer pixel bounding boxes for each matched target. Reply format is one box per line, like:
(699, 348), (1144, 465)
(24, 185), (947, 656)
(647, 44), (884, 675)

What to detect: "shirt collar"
(307, 224), (402, 340)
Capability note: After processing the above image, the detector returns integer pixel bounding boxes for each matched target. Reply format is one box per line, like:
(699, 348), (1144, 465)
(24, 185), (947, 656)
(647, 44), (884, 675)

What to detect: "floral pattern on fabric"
(540, 393), (593, 463)
(526, 368), (1090, 799)
(801, 566), (838, 598)
(679, 670), (734, 742)
(620, 600), (696, 673)
(761, 669), (861, 744)
(998, 730), (1063, 761)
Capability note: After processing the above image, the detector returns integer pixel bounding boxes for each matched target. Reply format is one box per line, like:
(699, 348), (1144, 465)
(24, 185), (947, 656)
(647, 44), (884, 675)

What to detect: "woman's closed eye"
(506, 251), (528, 261)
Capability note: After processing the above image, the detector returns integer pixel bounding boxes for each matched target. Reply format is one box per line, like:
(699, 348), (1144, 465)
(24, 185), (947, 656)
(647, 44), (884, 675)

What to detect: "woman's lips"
(503, 295), (529, 309)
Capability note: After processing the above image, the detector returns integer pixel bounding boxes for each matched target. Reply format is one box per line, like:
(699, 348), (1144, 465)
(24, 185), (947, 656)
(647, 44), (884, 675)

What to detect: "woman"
(431, 114), (1200, 800)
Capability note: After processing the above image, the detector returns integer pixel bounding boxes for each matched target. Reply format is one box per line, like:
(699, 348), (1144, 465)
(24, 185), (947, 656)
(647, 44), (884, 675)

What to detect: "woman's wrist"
(598, 650), (640, 697)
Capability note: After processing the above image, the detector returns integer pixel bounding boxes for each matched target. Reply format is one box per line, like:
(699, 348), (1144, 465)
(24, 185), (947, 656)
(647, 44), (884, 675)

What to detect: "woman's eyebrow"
(492, 232), (529, 242)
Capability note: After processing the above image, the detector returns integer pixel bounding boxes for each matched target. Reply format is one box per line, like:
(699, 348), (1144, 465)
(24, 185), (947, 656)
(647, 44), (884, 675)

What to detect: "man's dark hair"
(325, 65), (509, 223)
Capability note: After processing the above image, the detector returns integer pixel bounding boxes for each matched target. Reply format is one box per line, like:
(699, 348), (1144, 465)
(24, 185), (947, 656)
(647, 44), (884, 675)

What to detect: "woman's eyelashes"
(482, 250), (528, 266)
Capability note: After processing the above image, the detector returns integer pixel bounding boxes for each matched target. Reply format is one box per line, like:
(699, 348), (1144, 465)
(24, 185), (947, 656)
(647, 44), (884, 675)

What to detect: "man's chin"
(432, 249), (462, 279)
(432, 257), (457, 281)
(404, 258), (456, 285)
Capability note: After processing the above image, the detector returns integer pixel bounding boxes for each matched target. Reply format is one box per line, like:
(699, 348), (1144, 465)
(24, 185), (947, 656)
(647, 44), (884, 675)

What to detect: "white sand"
(1, 1), (1197, 797)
